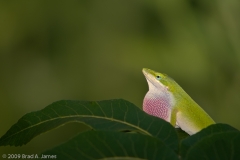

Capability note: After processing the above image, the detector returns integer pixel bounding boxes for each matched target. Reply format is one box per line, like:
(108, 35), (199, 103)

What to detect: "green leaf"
(41, 130), (179, 160)
(185, 131), (240, 160)
(0, 99), (178, 151)
(180, 123), (239, 158)
(175, 128), (189, 141)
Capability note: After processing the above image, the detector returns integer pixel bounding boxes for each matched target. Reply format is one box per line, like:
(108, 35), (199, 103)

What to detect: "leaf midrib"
(1, 115), (152, 143)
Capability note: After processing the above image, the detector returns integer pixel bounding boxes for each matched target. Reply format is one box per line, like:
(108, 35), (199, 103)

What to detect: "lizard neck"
(143, 89), (175, 121)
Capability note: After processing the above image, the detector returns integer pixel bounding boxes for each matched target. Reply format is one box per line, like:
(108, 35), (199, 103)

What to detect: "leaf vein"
(96, 102), (107, 117)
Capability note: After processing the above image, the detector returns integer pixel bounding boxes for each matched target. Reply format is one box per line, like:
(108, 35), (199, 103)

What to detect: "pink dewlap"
(143, 96), (170, 121)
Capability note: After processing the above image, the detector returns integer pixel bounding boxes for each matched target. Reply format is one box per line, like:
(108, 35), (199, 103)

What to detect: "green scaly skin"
(142, 68), (215, 135)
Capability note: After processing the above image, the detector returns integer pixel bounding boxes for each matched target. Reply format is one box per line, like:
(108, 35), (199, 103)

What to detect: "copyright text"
(2, 154), (57, 159)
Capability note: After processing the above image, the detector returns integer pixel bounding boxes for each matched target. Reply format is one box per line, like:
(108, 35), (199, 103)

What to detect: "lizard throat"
(143, 92), (172, 122)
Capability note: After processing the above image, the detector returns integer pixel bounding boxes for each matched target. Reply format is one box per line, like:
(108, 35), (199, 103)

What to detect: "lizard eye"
(156, 75), (161, 80)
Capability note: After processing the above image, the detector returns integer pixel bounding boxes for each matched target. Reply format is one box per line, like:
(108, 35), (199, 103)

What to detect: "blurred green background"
(1, 0), (240, 155)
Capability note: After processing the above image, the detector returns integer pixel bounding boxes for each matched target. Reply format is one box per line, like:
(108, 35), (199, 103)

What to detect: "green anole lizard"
(142, 68), (215, 135)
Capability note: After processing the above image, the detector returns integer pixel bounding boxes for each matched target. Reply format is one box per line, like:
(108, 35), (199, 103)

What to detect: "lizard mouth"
(142, 69), (158, 88)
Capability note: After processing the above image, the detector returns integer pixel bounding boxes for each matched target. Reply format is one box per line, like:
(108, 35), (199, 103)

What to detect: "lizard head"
(142, 68), (177, 93)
